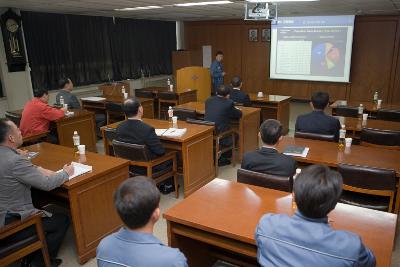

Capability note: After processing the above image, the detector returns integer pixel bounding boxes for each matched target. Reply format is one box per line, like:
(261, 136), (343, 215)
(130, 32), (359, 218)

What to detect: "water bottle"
(73, 131), (80, 152)
(338, 125), (346, 150)
(167, 78), (171, 86)
(59, 96), (64, 106)
(292, 168), (302, 209)
(121, 86), (126, 94)
(168, 106), (173, 124)
(373, 91), (378, 103)
(357, 104), (364, 118)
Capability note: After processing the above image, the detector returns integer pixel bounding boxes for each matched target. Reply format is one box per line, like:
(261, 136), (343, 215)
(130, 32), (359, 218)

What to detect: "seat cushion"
(0, 235), (38, 258)
(340, 191), (390, 212)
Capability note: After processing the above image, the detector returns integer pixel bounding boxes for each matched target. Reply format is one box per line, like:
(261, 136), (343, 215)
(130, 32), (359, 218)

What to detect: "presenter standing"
(210, 51), (225, 95)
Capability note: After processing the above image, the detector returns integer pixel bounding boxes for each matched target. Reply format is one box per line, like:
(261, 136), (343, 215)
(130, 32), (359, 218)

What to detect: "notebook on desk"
(283, 146), (309, 158)
(155, 128), (187, 138)
(57, 162), (93, 180)
(81, 96), (106, 102)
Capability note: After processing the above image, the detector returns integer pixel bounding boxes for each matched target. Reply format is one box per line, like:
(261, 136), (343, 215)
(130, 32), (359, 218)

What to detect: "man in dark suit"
(242, 119), (296, 177)
(205, 84), (242, 165)
(116, 97), (167, 174)
(295, 91), (341, 141)
(229, 76), (251, 107)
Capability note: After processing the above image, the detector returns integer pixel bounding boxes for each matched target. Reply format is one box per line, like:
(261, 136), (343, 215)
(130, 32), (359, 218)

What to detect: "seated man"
(97, 176), (187, 267)
(230, 76), (251, 107)
(0, 118), (74, 267)
(205, 84), (242, 165)
(20, 89), (66, 143)
(295, 91), (341, 141)
(255, 164), (376, 267)
(56, 77), (105, 138)
(241, 119), (296, 177)
(116, 97), (167, 174)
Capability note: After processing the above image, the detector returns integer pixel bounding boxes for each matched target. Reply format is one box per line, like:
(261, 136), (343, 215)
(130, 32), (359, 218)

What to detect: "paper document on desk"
(80, 96), (106, 102)
(156, 128), (187, 137)
(155, 129), (168, 136)
(58, 162), (93, 180)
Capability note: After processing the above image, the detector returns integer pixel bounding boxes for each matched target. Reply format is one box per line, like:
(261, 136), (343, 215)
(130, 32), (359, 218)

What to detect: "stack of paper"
(81, 96), (106, 101)
(156, 128), (187, 138)
(58, 162), (93, 180)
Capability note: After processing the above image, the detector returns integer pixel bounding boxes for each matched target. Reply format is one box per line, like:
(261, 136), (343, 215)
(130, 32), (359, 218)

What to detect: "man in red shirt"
(20, 89), (66, 142)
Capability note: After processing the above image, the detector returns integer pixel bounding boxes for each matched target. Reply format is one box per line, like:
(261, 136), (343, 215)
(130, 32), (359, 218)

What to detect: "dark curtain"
(0, 78), (3, 97)
(109, 18), (176, 79)
(21, 11), (176, 90)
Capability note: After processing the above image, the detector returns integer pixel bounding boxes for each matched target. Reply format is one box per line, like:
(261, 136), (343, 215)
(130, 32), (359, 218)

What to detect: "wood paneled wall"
(184, 16), (400, 103)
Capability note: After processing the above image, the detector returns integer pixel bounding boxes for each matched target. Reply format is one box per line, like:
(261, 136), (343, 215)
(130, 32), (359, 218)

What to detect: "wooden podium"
(176, 67), (211, 102)
(99, 82), (130, 103)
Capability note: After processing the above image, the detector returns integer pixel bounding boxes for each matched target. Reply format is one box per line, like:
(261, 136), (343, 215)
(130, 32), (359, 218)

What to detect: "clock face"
(6, 19), (18, 33)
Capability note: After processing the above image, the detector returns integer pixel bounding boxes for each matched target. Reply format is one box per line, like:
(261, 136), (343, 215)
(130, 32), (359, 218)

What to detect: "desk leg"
(181, 131), (215, 197)
(68, 166), (128, 264)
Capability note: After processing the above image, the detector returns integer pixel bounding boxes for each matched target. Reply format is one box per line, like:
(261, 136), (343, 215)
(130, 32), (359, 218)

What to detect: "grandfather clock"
(0, 9), (26, 72)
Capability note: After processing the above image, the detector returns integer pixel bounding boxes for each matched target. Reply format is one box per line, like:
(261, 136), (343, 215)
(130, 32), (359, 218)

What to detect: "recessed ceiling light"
(114, 6), (163, 11)
(175, 1), (233, 7)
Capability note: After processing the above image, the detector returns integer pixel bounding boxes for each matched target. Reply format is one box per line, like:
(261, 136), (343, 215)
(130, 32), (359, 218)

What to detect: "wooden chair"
(360, 128), (400, 150)
(172, 108), (197, 121)
(335, 106), (359, 118)
(105, 102), (125, 124)
(187, 119), (235, 175)
(0, 213), (51, 267)
(5, 111), (22, 127)
(237, 168), (292, 192)
(294, 131), (336, 142)
(112, 140), (179, 198)
(103, 127), (117, 156)
(158, 91), (178, 119)
(376, 109), (400, 122)
(338, 164), (396, 212)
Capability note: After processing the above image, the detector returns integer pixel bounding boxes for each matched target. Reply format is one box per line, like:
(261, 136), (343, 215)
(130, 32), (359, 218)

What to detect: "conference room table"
(275, 136), (400, 212)
(164, 178), (396, 267)
(26, 142), (130, 264)
(81, 97), (155, 119)
(9, 109), (97, 152)
(336, 116), (400, 141)
(331, 100), (400, 117)
(175, 101), (260, 162)
(248, 93), (291, 134)
(101, 118), (215, 197)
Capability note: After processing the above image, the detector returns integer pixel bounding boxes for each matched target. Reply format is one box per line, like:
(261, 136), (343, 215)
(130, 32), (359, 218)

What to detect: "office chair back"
(295, 131), (336, 142)
(237, 168), (292, 192)
(112, 140), (152, 162)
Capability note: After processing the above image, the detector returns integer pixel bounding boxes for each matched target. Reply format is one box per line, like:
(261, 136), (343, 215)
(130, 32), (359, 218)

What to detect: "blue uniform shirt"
(97, 227), (188, 267)
(210, 60), (224, 93)
(255, 211), (376, 267)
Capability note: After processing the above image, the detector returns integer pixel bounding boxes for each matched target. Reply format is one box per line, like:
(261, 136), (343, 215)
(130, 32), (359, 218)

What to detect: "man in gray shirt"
(56, 78), (105, 138)
(0, 118), (74, 267)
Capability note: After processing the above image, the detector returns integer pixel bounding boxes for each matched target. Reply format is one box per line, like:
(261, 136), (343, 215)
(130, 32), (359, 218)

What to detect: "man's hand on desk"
(17, 149), (29, 157)
(63, 164), (74, 177)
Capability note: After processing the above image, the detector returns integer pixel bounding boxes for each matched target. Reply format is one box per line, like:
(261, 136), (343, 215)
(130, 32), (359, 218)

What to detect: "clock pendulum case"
(0, 9), (27, 72)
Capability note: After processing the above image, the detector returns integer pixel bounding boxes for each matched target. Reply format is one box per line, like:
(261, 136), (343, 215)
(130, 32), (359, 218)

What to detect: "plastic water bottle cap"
(73, 131), (78, 135)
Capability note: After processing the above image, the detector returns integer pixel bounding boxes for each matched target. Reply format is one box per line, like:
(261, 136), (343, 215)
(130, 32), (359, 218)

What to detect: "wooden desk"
(11, 109), (97, 152)
(26, 143), (130, 264)
(99, 82), (130, 103)
(331, 100), (400, 117)
(249, 94), (291, 134)
(81, 97), (154, 119)
(164, 179), (396, 267)
(135, 87), (197, 103)
(176, 102), (260, 162)
(275, 136), (400, 212)
(175, 102), (260, 161)
(101, 118), (215, 197)
(336, 116), (400, 141)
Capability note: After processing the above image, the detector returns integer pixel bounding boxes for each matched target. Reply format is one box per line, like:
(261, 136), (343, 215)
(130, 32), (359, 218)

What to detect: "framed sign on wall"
(0, 9), (27, 72)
